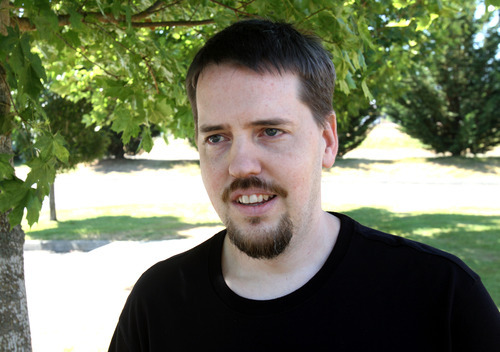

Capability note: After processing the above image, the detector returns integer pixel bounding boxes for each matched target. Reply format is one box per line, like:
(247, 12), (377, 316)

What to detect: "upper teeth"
(238, 194), (271, 204)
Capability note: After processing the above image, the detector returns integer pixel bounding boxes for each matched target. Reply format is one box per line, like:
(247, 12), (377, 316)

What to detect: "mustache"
(221, 176), (288, 203)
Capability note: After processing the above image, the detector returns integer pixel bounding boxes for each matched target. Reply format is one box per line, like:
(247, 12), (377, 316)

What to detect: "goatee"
(226, 214), (293, 259)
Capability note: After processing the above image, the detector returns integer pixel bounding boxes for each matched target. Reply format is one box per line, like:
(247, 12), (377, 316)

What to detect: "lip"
(230, 189), (278, 217)
(230, 188), (276, 203)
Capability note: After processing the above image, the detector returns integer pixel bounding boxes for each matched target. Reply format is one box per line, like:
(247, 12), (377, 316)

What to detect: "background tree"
(14, 92), (110, 220)
(1, 0), (497, 349)
(335, 88), (378, 157)
(387, 7), (500, 156)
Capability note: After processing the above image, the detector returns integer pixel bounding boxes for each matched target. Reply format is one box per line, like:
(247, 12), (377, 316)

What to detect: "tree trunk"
(0, 213), (32, 351)
(49, 182), (57, 221)
(0, 137), (32, 351)
(0, 3), (33, 347)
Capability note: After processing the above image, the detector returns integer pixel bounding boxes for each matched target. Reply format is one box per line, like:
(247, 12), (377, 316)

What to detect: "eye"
(263, 128), (283, 137)
(206, 134), (226, 144)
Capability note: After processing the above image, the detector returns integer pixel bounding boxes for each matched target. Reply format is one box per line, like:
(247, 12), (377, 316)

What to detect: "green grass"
(357, 122), (426, 149)
(25, 203), (222, 241)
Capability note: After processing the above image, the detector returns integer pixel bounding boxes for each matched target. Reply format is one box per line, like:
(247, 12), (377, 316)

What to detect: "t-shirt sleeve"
(451, 278), (500, 351)
(108, 292), (149, 352)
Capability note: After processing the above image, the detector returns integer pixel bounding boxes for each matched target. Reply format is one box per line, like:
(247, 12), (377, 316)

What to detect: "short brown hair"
(185, 19), (336, 131)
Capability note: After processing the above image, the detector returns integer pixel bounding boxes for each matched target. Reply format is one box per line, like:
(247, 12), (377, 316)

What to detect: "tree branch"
(88, 21), (161, 94)
(0, 67), (19, 118)
(208, 0), (254, 17)
(10, 6), (214, 32)
(131, 0), (185, 21)
(143, 58), (160, 94)
(131, 19), (215, 28)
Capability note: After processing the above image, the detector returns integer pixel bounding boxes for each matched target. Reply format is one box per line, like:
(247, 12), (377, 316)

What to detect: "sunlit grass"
(24, 203), (222, 241)
(358, 122), (426, 150)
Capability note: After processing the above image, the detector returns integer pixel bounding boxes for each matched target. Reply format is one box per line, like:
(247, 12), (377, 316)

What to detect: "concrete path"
(24, 235), (213, 352)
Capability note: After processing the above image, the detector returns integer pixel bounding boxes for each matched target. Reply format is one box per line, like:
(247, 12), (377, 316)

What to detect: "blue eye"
(264, 128), (281, 137)
(207, 134), (225, 144)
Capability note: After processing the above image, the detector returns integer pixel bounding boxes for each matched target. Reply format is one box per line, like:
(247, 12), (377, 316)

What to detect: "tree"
(0, 0), (495, 348)
(0, 1), (31, 349)
(335, 88), (378, 157)
(387, 7), (500, 156)
(13, 92), (111, 220)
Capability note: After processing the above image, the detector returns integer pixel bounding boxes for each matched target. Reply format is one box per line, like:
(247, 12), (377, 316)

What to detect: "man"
(109, 20), (500, 351)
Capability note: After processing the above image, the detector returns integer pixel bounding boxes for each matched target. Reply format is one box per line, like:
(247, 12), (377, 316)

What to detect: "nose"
(228, 139), (262, 179)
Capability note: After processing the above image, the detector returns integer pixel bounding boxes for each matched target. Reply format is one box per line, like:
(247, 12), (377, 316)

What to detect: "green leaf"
(68, 7), (85, 30)
(32, 132), (68, 164)
(0, 26), (19, 60)
(0, 154), (15, 180)
(34, 133), (54, 160)
(0, 178), (28, 213)
(149, 97), (173, 124)
(346, 72), (357, 89)
(111, 106), (142, 144)
(111, 0), (123, 19)
(140, 127), (154, 153)
(361, 80), (374, 101)
(52, 134), (70, 163)
(27, 46), (47, 82)
(62, 30), (82, 48)
(20, 64), (44, 100)
(26, 189), (43, 227)
(31, 4), (60, 39)
(25, 157), (56, 195)
(8, 204), (25, 228)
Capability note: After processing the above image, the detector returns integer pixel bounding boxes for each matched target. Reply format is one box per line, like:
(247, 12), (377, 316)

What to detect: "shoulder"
(334, 212), (479, 283)
(131, 231), (225, 299)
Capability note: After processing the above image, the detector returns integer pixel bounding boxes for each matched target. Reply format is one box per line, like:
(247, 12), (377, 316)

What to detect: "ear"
(321, 111), (338, 168)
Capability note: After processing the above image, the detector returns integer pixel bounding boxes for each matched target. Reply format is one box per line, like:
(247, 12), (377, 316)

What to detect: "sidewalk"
(24, 234), (214, 352)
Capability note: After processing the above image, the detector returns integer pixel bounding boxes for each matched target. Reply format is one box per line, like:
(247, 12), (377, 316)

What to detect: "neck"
(221, 211), (340, 300)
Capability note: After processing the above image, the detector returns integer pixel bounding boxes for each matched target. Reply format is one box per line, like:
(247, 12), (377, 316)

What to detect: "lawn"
(20, 121), (500, 306)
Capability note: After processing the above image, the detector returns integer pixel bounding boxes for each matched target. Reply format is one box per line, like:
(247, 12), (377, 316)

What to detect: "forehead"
(197, 63), (299, 97)
(196, 64), (304, 126)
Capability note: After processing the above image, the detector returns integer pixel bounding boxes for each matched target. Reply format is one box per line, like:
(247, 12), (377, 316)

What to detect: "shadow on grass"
(25, 215), (221, 242)
(332, 156), (500, 174)
(426, 156), (500, 173)
(92, 158), (200, 173)
(345, 207), (500, 306)
(332, 158), (395, 171)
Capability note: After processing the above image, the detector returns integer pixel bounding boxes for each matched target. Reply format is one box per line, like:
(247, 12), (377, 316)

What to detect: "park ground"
(20, 120), (500, 351)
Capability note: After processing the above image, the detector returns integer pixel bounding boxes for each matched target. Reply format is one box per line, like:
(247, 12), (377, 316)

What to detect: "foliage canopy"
(1, 0), (496, 226)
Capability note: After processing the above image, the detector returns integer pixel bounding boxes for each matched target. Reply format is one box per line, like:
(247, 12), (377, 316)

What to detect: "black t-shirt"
(109, 213), (500, 351)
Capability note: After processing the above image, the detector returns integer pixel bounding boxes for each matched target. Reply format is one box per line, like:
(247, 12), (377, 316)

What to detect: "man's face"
(196, 64), (337, 259)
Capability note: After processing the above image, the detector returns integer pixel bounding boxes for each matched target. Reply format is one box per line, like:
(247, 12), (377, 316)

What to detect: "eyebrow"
(248, 118), (292, 128)
(199, 118), (293, 134)
(199, 124), (227, 134)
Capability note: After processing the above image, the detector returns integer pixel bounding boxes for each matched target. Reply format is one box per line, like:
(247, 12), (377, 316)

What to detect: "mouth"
(237, 194), (277, 205)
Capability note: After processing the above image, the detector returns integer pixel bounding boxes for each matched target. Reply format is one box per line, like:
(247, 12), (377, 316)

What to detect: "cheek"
(200, 157), (226, 199)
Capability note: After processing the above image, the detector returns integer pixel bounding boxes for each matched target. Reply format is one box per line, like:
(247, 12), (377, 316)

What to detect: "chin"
(225, 214), (293, 259)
